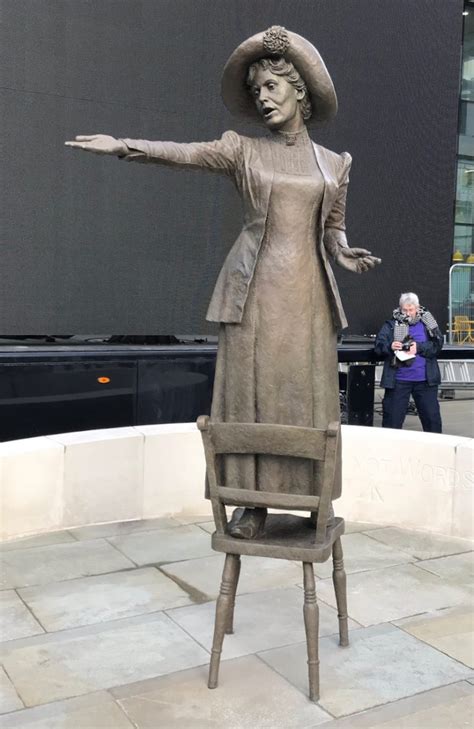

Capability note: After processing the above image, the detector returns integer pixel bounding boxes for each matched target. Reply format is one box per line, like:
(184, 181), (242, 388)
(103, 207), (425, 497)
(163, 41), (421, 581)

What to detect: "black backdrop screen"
(0, 0), (463, 334)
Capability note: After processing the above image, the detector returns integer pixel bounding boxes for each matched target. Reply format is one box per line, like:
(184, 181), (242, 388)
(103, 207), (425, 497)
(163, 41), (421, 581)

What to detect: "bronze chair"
(197, 416), (348, 702)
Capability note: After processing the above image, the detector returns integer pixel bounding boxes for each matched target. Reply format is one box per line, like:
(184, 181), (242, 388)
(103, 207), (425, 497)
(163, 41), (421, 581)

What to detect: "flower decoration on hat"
(262, 26), (290, 56)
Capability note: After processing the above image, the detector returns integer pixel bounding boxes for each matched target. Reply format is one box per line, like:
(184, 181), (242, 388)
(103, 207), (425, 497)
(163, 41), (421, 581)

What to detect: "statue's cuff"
(117, 139), (145, 161)
(323, 228), (349, 259)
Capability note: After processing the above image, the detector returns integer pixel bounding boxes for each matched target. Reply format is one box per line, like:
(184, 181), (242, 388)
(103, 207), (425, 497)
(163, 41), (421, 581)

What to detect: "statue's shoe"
(227, 507), (267, 539)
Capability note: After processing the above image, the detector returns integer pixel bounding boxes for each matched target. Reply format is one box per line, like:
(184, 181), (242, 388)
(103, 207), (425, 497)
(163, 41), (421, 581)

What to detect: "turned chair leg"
(208, 553), (240, 689)
(332, 537), (349, 647)
(226, 554), (241, 634)
(302, 562), (320, 702)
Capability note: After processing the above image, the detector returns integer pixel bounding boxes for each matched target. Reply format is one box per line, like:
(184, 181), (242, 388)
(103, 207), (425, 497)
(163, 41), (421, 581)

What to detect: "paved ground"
(0, 514), (472, 728)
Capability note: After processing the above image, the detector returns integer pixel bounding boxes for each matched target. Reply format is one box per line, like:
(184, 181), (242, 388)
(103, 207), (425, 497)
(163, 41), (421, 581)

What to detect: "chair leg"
(302, 562), (320, 702)
(332, 537), (349, 647)
(226, 555), (241, 634)
(208, 553), (240, 689)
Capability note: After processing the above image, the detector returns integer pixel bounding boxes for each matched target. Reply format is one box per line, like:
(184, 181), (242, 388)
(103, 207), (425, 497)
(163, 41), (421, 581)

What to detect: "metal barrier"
(374, 360), (474, 389)
(448, 263), (474, 344)
(438, 360), (474, 389)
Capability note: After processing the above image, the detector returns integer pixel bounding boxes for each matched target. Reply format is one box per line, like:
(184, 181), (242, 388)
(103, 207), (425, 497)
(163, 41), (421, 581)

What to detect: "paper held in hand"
(395, 350), (416, 362)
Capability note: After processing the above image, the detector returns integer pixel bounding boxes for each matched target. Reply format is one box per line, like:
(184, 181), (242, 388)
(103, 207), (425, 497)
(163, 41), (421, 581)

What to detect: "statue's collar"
(270, 126), (310, 147)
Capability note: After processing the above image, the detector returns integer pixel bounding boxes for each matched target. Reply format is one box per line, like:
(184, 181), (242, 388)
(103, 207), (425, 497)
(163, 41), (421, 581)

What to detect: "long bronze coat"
(121, 131), (351, 329)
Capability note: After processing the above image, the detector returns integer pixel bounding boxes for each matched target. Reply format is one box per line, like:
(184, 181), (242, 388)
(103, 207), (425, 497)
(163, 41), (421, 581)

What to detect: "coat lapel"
(312, 142), (338, 225)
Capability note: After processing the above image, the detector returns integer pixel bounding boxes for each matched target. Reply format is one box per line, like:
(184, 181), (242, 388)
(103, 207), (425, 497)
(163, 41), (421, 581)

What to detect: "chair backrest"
(454, 316), (470, 330)
(197, 417), (340, 543)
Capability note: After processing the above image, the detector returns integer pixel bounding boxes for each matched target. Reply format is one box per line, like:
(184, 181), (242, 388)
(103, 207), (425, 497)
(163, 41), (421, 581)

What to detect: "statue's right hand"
(64, 134), (127, 156)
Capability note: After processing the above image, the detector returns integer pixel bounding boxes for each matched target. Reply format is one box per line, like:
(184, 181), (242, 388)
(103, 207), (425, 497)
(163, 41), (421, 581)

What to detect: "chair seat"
(211, 514), (345, 562)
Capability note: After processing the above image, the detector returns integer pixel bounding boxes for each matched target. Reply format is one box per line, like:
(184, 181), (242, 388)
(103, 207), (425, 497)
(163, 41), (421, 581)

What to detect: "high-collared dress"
(121, 127), (351, 499)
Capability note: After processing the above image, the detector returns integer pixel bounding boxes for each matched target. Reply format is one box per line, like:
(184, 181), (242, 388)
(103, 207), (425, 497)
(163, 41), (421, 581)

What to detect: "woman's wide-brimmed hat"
(221, 26), (338, 124)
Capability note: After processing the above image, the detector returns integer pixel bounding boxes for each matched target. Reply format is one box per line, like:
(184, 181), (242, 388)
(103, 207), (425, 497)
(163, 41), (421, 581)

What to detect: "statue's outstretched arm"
(65, 131), (241, 176)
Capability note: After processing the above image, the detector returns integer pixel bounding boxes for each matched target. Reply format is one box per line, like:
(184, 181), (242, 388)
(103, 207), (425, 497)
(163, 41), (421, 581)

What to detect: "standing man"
(375, 292), (443, 432)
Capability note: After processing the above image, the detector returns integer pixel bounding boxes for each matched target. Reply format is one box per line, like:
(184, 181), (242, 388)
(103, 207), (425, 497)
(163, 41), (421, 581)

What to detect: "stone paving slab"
(317, 563), (473, 626)
(259, 624), (472, 717)
(0, 591), (44, 641)
(0, 666), (24, 714)
(18, 567), (192, 632)
(0, 531), (77, 552)
(112, 655), (332, 728)
(162, 554), (302, 599)
(1, 517), (472, 726)
(313, 533), (414, 579)
(69, 517), (181, 540)
(365, 526), (473, 560)
(0, 539), (134, 590)
(316, 681), (474, 728)
(1, 612), (208, 707)
(0, 691), (134, 727)
(167, 587), (360, 660)
(416, 551), (474, 582)
(108, 525), (215, 566)
(395, 605), (474, 668)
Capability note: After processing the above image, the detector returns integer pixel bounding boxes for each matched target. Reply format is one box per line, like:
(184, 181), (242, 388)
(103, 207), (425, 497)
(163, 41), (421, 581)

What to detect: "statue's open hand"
(64, 135), (127, 156)
(335, 247), (382, 273)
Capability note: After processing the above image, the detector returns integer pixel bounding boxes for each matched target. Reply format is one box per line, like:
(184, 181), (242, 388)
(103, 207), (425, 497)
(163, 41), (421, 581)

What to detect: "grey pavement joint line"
(254, 651), (340, 720)
(1, 563), (141, 594)
(0, 537), (137, 591)
(322, 677), (474, 722)
(104, 537), (140, 566)
(0, 664), (25, 712)
(164, 609), (212, 656)
(257, 639), (329, 707)
(0, 610), (181, 651)
(415, 555), (473, 578)
(362, 528), (474, 562)
(113, 699), (140, 729)
(392, 616), (474, 671)
(361, 529), (422, 560)
(114, 699), (140, 729)
(0, 690), (138, 725)
(12, 589), (48, 634)
(196, 523), (213, 534)
(130, 556), (210, 568)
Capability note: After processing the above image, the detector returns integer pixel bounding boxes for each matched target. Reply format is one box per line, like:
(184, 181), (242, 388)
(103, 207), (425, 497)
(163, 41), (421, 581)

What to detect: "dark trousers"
(382, 381), (442, 433)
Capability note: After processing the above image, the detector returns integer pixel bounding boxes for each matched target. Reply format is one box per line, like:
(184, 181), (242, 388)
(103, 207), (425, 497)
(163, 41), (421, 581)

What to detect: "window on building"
(450, 2), (474, 342)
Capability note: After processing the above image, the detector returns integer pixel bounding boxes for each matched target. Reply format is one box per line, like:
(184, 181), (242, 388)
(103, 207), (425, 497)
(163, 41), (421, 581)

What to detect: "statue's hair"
(399, 292), (420, 307)
(246, 57), (312, 121)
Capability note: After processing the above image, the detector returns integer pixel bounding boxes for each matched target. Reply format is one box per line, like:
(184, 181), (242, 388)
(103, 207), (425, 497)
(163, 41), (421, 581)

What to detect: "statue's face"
(249, 68), (304, 132)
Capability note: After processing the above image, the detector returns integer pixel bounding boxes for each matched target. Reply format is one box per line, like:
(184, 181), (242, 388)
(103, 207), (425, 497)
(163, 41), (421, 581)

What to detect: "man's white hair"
(399, 292), (419, 307)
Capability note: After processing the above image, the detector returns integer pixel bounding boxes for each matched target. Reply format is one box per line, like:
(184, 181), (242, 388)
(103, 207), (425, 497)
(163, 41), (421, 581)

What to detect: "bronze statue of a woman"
(66, 27), (380, 538)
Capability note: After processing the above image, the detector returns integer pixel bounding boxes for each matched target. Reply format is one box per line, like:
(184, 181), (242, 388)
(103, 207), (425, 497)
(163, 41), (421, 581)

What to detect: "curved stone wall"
(0, 425), (472, 542)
